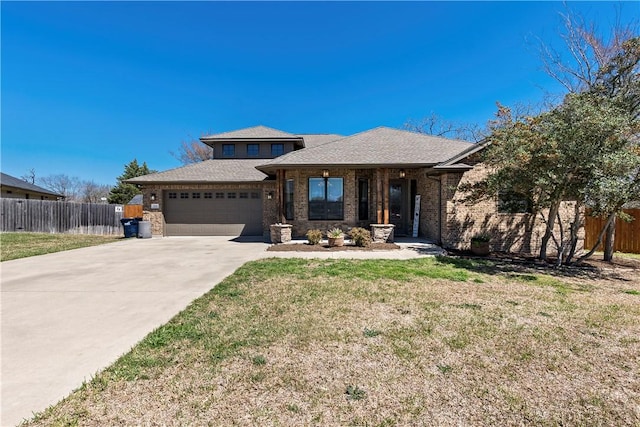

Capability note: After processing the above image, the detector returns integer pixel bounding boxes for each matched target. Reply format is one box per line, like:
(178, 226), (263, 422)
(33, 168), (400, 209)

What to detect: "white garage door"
(164, 189), (263, 236)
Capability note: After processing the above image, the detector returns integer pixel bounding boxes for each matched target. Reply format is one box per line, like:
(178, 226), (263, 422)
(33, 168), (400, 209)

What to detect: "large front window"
(309, 177), (343, 220)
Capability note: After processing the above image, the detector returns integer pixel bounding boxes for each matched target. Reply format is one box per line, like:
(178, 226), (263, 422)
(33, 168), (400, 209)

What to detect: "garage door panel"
(164, 190), (263, 236)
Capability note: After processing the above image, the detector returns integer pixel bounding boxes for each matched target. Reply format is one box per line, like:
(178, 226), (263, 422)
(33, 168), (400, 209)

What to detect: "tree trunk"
(565, 202), (584, 264)
(578, 212), (616, 262)
(604, 216), (616, 262)
(539, 201), (560, 261)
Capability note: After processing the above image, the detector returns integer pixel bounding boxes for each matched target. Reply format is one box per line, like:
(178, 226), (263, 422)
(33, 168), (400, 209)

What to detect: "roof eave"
(438, 138), (490, 166)
(200, 136), (305, 148)
(127, 179), (270, 186)
(256, 162), (439, 173)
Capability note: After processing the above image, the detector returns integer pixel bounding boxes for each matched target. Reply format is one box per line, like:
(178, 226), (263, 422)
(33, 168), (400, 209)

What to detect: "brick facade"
(437, 163), (584, 255)
(139, 161), (584, 255)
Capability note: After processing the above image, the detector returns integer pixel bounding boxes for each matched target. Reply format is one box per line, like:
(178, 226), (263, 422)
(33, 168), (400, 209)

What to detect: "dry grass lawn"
(1, 232), (121, 261)
(24, 256), (640, 426)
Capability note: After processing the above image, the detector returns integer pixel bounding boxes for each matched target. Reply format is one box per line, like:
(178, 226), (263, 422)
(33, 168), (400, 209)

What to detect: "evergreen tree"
(108, 159), (155, 205)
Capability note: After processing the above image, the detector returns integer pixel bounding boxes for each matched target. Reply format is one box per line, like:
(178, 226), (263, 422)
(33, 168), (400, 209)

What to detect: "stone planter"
(328, 236), (344, 247)
(471, 240), (490, 256)
(370, 224), (395, 243)
(270, 224), (292, 244)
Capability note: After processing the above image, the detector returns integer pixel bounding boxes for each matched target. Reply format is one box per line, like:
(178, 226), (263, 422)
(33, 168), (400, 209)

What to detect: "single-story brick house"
(127, 125), (581, 253)
(0, 172), (64, 200)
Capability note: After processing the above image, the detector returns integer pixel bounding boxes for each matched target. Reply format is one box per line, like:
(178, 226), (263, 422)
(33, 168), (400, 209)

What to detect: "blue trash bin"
(120, 218), (139, 238)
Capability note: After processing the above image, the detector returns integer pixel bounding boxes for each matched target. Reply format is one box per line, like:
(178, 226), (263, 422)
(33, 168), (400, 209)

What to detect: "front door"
(389, 180), (407, 235)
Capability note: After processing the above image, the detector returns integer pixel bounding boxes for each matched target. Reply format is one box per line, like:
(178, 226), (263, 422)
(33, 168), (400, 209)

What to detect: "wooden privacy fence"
(1, 198), (125, 235)
(124, 204), (143, 218)
(584, 209), (640, 254)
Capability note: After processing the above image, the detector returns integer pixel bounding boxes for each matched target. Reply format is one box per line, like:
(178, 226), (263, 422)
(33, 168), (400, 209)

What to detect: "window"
(192, 192), (201, 199)
(285, 179), (294, 220)
(358, 179), (369, 221)
(227, 192), (236, 199)
(168, 192), (177, 199)
(271, 143), (284, 157)
(247, 144), (260, 156)
(204, 192), (213, 199)
(239, 192), (248, 199)
(498, 190), (533, 214)
(251, 192), (260, 199)
(180, 192), (189, 199)
(222, 144), (235, 157)
(215, 192), (224, 199)
(308, 177), (343, 220)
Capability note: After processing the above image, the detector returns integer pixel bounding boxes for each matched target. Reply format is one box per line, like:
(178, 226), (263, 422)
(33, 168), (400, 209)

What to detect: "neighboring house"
(0, 172), (64, 200)
(127, 125), (581, 254)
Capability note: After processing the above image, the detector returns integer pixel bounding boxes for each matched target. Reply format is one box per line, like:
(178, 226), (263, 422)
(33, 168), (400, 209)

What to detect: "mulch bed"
(267, 242), (401, 252)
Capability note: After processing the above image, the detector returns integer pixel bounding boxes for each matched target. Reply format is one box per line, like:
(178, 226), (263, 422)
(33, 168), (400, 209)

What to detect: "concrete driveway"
(1, 236), (267, 426)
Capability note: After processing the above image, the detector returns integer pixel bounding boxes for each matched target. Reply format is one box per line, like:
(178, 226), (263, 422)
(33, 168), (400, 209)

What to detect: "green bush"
(306, 229), (323, 245)
(350, 227), (372, 247)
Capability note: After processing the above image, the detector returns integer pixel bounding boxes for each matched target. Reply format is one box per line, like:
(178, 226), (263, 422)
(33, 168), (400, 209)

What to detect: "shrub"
(350, 227), (372, 247)
(328, 228), (344, 238)
(306, 229), (323, 245)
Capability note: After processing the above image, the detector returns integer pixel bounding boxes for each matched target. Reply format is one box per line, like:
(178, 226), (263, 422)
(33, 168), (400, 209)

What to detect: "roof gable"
(201, 125), (298, 140)
(258, 126), (474, 170)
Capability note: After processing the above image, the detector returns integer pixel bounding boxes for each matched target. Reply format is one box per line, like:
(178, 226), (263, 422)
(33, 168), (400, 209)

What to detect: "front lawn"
(24, 257), (640, 426)
(1, 232), (121, 261)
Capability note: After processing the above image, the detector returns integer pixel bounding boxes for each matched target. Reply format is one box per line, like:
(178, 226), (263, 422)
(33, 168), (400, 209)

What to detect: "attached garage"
(164, 189), (263, 236)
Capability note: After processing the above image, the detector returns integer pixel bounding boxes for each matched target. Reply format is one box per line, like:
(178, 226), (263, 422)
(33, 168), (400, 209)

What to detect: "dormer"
(200, 125), (305, 159)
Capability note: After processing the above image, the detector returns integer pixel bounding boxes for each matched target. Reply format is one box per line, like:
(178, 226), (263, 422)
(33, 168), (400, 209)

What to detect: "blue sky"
(2, 1), (638, 186)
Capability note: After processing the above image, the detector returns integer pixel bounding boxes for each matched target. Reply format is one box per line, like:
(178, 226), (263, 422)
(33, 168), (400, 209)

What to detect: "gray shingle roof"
(0, 172), (64, 197)
(298, 134), (344, 148)
(201, 125), (298, 140)
(258, 127), (474, 170)
(125, 160), (269, 184)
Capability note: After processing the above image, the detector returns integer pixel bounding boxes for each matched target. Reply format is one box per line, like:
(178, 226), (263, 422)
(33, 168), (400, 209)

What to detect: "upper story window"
(271, 143), (284, 157)
(247, 144), (260, 156)
(222, 144), (235, 157)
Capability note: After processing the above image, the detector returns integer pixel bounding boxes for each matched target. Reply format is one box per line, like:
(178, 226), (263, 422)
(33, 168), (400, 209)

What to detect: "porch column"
(383, 168), (390, 225)
(276, 169), (284, 223)
(376, 169), (383, 224)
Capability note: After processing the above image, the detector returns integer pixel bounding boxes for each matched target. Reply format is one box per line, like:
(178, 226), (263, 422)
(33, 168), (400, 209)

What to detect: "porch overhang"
(424, 163), (474, 175)
(255, 163), (436, 174)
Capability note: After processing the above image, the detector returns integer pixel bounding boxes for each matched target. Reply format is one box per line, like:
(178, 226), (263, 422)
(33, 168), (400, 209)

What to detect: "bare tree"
(38, 174), (82, 201)
(170, 137), (214, 165)
(21, 168), (36, 184)
(537, 5), (638, 94)
(79, 181), (111, 203)
(404, 113), (487, 142)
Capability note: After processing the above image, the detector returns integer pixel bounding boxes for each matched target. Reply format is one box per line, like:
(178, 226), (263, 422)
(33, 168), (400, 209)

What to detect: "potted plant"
(470, 233), (491, 256)
(327, 228), (345, 247)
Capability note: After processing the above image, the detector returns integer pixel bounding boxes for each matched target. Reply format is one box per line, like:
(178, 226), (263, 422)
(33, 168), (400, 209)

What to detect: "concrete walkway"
(1, 237), (267, 426)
